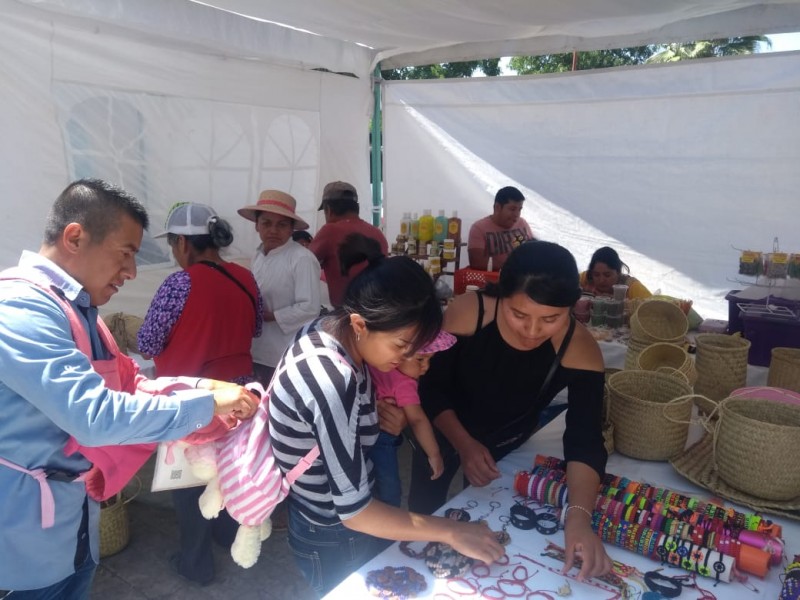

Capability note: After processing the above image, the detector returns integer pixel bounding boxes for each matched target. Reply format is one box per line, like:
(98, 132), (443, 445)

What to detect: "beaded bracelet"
(643, 570), (682, 598)
(365, 566), (428, 599)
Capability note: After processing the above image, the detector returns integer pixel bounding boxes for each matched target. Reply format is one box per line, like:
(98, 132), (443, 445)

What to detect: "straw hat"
(237, 190), (309, 230)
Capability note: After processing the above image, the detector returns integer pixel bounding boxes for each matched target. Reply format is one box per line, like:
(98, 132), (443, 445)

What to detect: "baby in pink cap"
(368, 330), (457, 507)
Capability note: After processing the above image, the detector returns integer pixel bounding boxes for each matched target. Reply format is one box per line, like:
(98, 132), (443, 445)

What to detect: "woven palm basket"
(602, 368), (621, 455)
(629, 300), (688, 344)
(608, 370), (692, 461)
(767, 347), (800, 394)
(671, 434), (800, 520)
(624, 336), (652, 371)
(694, 334), (750, 401)
(636, 342), (696, 386)
(99, 492), (131, 558)
(715, 397), (800, 501)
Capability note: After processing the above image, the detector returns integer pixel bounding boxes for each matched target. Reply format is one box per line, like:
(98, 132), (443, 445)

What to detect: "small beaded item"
(780, 555), (800, 600)
(365, 566), (428, 599)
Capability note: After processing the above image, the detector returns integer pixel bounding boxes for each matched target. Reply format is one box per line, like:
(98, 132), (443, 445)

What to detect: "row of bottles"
(399, 210), (462, 245)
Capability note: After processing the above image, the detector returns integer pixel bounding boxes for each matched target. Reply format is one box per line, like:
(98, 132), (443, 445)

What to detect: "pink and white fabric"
(216, 349), (352, 527)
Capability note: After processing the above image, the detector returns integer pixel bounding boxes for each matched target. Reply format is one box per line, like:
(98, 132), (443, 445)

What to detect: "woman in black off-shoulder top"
(409, 240), (611, 581)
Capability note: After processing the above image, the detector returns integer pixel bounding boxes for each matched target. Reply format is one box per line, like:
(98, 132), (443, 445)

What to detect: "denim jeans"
(287, 501), (378, 597)
(4, 552), (96, 600)
(171, 486), (238, 584)
(367, 431), (403, 508)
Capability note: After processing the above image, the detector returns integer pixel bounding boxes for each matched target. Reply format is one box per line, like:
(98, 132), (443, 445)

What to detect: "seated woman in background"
(580, 246), (652, 299)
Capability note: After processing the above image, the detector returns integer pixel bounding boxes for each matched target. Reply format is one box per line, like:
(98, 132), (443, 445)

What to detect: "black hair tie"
(644, 570), (682, 598)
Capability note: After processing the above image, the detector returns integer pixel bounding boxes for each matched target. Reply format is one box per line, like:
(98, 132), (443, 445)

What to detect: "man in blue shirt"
(0, 179), (257, 598)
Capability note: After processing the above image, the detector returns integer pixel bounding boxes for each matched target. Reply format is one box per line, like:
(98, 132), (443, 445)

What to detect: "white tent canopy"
(3, 0), (800, 318)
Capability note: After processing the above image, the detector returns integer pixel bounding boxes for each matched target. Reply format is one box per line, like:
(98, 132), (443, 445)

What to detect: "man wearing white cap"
(310, 181), (388, 307)
(238, 190), (321, 387)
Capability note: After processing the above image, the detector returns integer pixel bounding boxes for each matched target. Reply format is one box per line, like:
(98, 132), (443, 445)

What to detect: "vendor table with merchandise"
(324, 341), (790, 600)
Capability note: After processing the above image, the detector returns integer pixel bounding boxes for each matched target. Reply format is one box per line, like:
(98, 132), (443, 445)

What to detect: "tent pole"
(370, 65), (383, 228)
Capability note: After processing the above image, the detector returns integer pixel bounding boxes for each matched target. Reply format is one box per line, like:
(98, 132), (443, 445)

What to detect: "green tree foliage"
(509, 47), (654, 75)
(645, 36), (770, 63)
(381, 59), (500, 80)
(380, 37), (768, 80)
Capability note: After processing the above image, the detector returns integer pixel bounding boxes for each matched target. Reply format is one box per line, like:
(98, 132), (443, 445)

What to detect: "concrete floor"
(90, 440), (461, 599)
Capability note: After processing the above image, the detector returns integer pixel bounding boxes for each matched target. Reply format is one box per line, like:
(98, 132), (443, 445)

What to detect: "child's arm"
(403, 404), (444, 479)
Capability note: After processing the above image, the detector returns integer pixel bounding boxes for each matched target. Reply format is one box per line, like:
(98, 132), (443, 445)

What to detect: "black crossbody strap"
(198, 261), (258, 320)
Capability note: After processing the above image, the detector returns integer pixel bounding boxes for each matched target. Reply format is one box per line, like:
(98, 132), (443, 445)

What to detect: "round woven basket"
(602, 368), (621, 455)
(636, 342), (696, 385)
(624, 336), (652, 370)
(715, 397), (800, 501)
(629, 300), (688, 344)
(100, 492), (131, 558)
(767, 347), (800, 393)
(694, 334), (751, 401)
(608, 370), (693, 460)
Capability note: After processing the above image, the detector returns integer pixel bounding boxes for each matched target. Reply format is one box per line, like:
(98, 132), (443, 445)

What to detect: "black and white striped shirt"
(269, 318), (379, 525)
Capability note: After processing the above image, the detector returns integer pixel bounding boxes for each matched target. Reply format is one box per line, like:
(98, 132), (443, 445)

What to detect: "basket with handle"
(99, 477), (141, 558)
(607, 370), (693, 460)
(767, 347), (800, 393)
(453, 268), (500, 295)
(636, 342), (696, 385)
(602, 368), (621, 455)
(714, 396), (800, 501)
(629, 299), (688, 344)
(624, 336), (651, 371)
(694, 333), (750, 401)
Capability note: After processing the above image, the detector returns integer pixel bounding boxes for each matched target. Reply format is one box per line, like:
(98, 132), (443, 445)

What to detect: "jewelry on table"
(643, 570), (682, 598)
(365, 565), (428, 599)
(509, 503), (560, 535)
(445, 499), (478, 522)
(475, 500), (502, 525)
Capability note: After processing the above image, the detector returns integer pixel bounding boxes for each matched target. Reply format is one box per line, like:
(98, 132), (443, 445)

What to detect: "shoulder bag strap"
(491, 315), (577, 436)
(198, 261), (258, 320)
(474, 290), (485, 336)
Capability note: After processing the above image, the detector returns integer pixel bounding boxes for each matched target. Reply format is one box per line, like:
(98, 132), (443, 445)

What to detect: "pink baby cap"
(419, 331), (456, 354)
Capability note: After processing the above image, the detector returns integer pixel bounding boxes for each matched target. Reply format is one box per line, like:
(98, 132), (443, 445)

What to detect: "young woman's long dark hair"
(332, 233), (442, 354)
(485, 240), (582, 308)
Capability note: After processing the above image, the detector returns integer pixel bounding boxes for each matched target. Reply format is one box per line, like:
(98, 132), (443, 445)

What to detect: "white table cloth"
(325, 340), (791, 599)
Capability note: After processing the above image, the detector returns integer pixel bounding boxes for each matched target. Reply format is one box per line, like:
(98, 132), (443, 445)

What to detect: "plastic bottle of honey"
(399, 212), (411, 237)
(447, 210), (462, 245)
(418, 209), (434, 244)
(410, 212), (420, 241)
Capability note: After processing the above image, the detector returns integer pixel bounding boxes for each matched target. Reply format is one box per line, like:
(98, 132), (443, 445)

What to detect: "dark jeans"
(4, 552), (96, 600)
(287, 501), (378, 597)
(367, 431), (403, 508)
(172, 486), (239, 585)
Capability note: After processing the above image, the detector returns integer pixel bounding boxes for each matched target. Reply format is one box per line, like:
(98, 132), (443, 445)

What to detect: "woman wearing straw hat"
(238, 190), (322, 388)
(409, 240), (613, 581)
(138, 202), (263, 585)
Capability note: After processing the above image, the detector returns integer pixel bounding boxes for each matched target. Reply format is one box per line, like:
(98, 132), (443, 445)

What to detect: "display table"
(324, 342), (789, 599)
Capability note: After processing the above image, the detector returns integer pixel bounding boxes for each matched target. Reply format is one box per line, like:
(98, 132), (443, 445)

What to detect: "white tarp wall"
(0, 0), (372, 316)
(383, 52), (800, 319)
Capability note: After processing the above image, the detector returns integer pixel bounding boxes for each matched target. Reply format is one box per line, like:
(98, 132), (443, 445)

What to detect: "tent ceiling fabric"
(20, 0), (800, 75)
(192, 0), (800, 70)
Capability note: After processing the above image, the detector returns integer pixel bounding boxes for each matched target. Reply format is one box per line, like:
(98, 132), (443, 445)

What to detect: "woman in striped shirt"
(269, 233), (504, 595)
